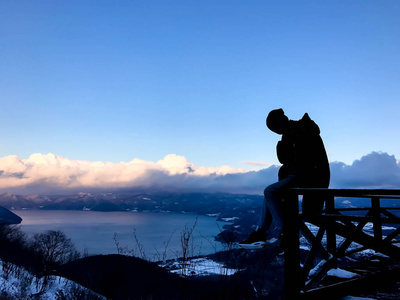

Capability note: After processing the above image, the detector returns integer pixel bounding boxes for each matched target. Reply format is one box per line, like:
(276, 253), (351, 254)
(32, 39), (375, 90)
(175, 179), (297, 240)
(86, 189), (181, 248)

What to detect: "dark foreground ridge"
(60, 253), (261, 299)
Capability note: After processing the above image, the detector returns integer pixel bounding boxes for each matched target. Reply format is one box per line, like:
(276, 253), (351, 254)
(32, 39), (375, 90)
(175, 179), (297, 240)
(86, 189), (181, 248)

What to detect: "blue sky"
(1, 1), (400, 194)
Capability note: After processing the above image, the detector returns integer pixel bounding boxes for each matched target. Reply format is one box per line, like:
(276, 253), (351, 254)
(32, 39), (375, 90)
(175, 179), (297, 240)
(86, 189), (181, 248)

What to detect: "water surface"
(15, 210), (227, 260)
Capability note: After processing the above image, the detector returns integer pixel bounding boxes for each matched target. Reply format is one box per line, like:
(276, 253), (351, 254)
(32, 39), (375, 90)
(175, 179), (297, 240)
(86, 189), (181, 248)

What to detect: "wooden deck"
(282, 188), (400, 299)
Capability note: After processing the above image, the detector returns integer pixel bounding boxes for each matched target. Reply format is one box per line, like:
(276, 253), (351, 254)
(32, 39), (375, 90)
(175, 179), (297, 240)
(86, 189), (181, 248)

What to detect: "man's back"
(277, 113), (330, 188)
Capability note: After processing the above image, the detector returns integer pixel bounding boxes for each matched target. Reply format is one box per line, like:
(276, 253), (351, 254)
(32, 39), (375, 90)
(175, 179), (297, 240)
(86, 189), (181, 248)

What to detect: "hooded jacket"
(276, 113), (330, 188)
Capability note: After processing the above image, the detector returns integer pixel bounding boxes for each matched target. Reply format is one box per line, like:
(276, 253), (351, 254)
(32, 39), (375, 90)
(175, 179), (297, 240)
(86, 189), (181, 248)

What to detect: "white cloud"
(329, 152), (400, 189)
(156, 154), (195, 175)
(243, 161), (275, 167)
(1, 151), (399, 195)
(0, 153), (252, 194)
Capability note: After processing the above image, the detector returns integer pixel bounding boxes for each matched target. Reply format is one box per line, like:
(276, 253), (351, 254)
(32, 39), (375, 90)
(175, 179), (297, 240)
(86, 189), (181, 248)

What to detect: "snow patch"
(267, 237), (278, 244)
(161, 258), (238, 276)
(341, 296), (376, 300)
(370, 251), (389, 258)
(220, 217), (239, 222)
(0, 259), (105, 299)
(206, 213), (220, 217)
(327, 268), (360, 279)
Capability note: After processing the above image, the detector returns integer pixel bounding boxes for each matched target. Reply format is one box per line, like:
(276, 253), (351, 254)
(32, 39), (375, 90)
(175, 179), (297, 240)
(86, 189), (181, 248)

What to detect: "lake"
(14, 210), (229, 261)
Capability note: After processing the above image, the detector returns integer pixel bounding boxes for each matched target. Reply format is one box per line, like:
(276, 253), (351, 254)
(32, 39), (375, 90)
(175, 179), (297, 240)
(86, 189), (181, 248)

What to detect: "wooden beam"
(314, 219), (400, 259)
(283, 192), (301, 299)
(291, 188), (400, 199)
(371, 197), (383, 240)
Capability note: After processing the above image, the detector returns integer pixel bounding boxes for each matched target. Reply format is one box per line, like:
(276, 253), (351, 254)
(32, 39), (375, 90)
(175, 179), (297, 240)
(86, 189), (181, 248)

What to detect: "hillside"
(60, 254), (256, 299)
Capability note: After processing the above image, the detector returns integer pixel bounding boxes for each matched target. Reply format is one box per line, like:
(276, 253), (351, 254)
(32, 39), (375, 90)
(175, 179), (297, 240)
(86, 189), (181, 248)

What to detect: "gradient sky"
(1, 1), (400, 173)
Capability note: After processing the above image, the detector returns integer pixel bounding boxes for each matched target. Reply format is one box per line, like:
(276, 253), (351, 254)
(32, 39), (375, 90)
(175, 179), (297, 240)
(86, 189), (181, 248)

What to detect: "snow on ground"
(0, 259), (105, 299)
(205, 213), (219, 217)
(371, 251), (390, 258)
(327, 268), (360, 279)
(161, 257), (238, 277)
(341, 297), (376, 300)
(220, 217), (239, 222)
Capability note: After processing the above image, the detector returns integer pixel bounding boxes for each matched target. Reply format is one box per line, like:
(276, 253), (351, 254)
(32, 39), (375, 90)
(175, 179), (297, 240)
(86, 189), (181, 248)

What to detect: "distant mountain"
(3, 191), (394, 214)
(0, 191), (263, 215)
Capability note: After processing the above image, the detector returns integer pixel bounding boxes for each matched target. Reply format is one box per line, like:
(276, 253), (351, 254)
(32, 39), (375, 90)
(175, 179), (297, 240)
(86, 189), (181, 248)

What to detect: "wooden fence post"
(325, 195), (337, 268)
(371, 197), (382, 241)
(283, 191), (301, 299)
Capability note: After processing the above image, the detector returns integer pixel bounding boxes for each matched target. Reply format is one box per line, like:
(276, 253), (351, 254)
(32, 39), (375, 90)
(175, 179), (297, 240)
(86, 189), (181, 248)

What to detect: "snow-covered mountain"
(0, 192), (263, 214)
(0, 259), (105, 299)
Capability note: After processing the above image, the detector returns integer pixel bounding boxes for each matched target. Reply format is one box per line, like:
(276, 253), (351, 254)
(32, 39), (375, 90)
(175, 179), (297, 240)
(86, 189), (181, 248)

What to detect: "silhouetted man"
(239, 108), (330, 248)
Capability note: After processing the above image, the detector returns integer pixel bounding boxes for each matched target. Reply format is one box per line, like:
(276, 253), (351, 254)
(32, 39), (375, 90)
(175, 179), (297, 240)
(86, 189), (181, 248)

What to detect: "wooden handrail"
(290, 188), (400, 198)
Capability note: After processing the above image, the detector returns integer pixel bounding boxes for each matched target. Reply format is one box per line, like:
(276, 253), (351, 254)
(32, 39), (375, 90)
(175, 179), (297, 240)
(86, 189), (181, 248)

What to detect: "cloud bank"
(0, 152), (399, 195)
(329, 152), (400, 189)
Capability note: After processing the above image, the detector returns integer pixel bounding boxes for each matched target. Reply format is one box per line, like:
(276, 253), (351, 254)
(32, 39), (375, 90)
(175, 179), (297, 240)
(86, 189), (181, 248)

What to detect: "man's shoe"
(238, 229), (267, 249)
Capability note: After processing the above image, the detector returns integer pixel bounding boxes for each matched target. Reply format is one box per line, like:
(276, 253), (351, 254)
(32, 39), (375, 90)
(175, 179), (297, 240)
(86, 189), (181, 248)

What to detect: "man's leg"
(239, 176), (295, 249)
(260, 175), (295, 232)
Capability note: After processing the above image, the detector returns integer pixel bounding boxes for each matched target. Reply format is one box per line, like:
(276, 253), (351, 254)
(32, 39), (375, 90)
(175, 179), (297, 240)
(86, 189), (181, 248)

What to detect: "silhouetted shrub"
(0, 225), (42, 274)
(31, 230), (80, 268)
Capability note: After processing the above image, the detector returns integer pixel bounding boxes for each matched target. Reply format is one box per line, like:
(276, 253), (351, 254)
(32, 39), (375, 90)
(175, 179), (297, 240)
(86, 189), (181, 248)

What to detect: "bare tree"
(178, 217), (199, 277)
(0, 224), (26, 245)
(31, 230), (79, 290)
(32, 230), (80, 268)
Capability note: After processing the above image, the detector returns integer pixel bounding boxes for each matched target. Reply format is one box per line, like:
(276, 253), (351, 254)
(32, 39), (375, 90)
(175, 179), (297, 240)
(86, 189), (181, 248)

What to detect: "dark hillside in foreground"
(61, 255), (183, 299)
(60, 254), (256, 299)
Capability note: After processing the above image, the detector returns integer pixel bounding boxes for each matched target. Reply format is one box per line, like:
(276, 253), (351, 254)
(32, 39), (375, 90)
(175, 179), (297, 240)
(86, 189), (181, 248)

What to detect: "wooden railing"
(283, 188), (400, 299)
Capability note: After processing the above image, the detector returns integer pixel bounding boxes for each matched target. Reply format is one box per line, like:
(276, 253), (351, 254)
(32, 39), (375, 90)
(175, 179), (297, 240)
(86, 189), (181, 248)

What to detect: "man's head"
(266, 108), (288, 134)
